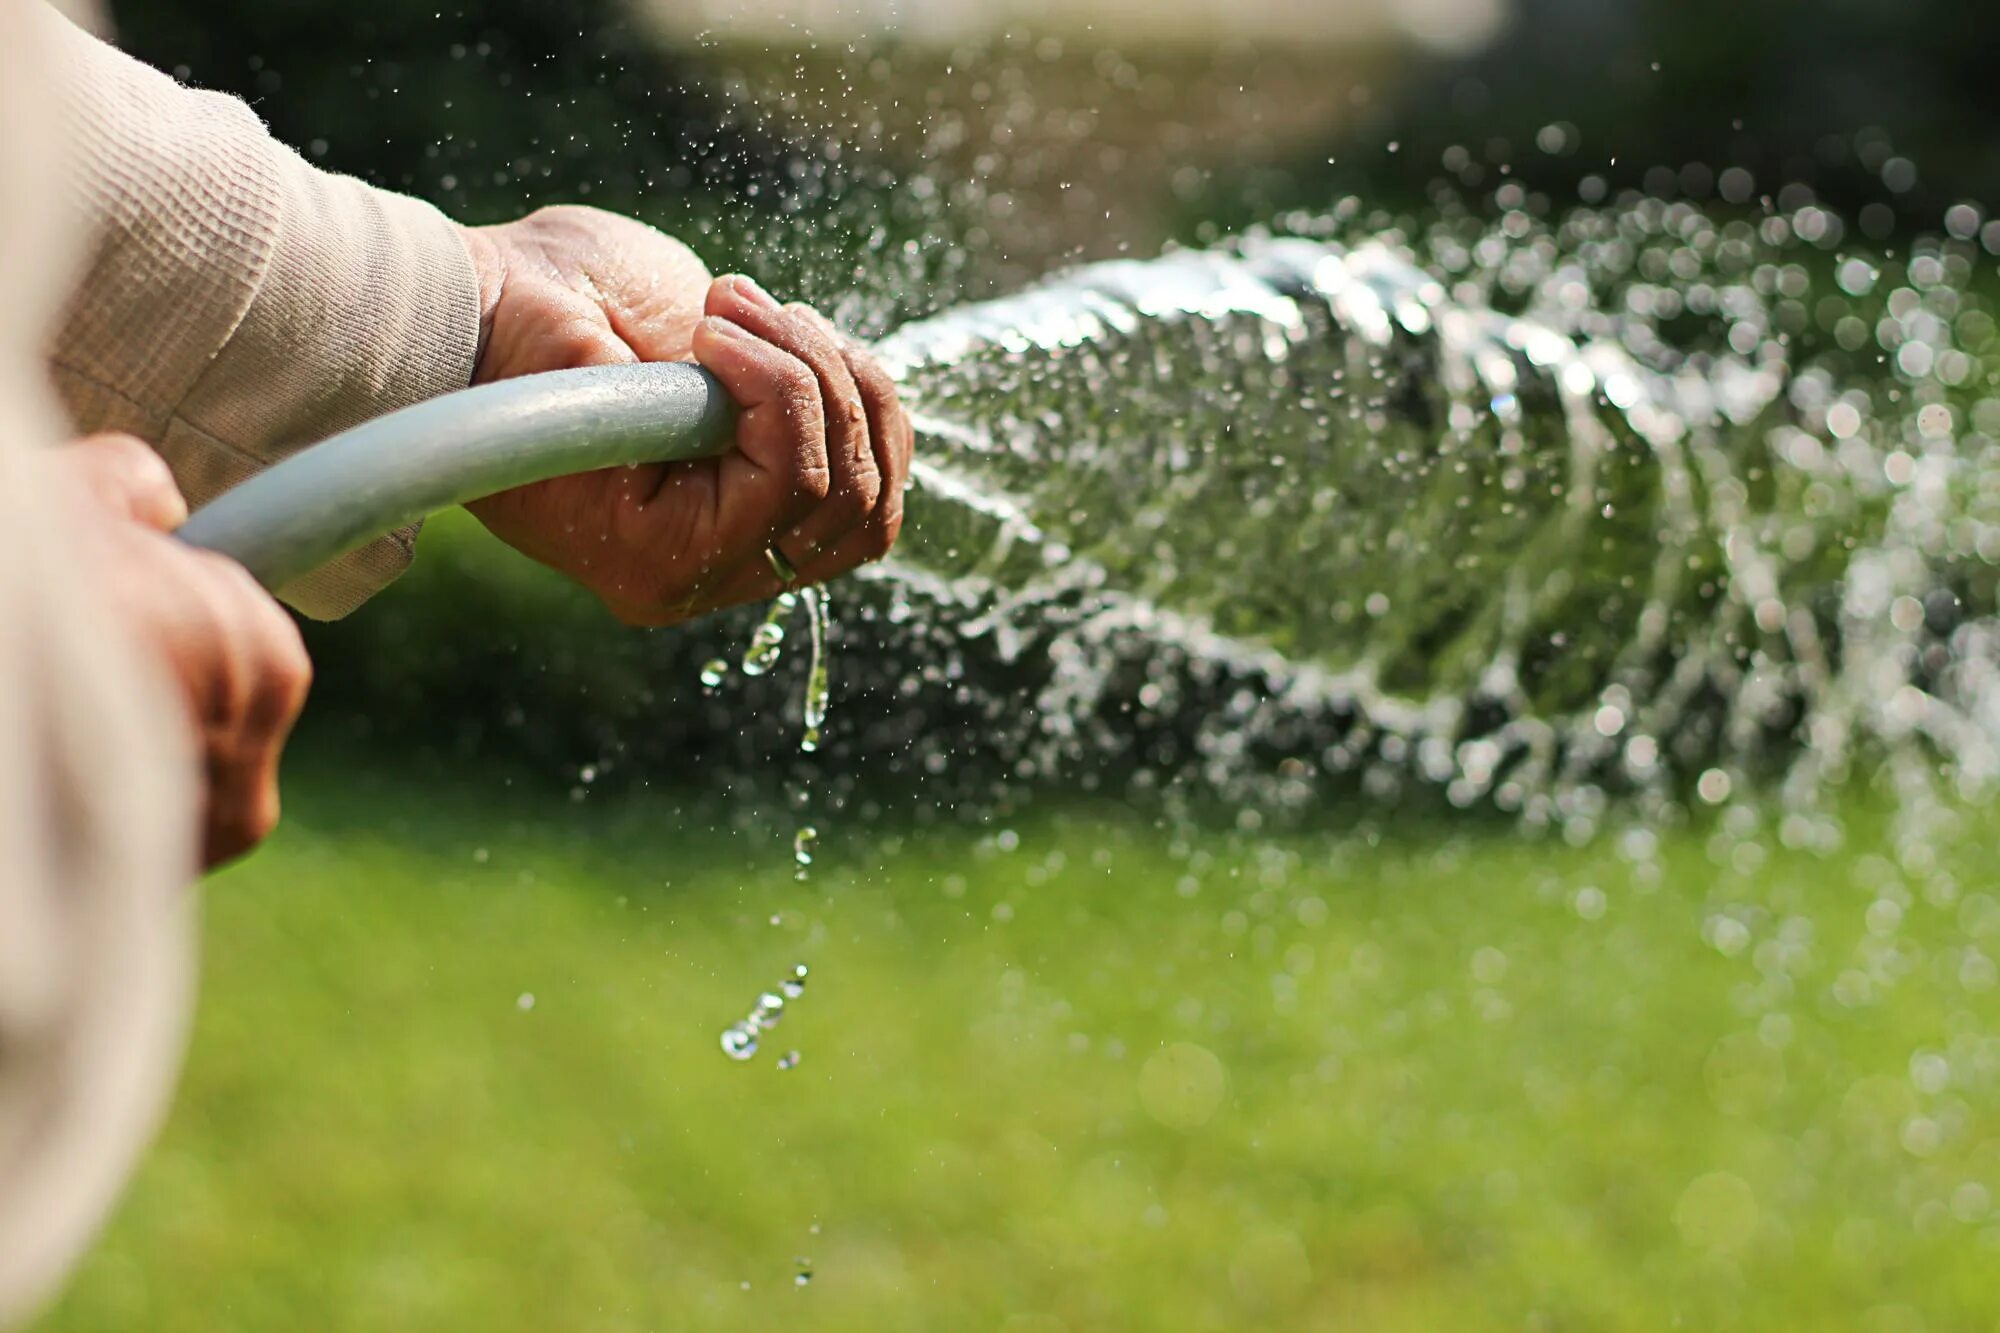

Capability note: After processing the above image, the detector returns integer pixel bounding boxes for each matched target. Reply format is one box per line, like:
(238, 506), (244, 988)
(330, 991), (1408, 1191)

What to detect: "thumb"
(54, 434), (189, 532)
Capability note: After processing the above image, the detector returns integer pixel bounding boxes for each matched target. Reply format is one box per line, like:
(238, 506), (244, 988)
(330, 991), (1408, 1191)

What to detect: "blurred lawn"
(32, 760), (2000, 1332)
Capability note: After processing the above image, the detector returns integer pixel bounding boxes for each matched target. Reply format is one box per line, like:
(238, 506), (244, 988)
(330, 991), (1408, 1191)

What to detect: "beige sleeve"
(39, 7), (483, 618)
(0, 3), (200, 1326)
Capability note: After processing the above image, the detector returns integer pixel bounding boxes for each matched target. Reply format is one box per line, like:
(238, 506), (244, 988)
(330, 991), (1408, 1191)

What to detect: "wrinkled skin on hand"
(458, 206), (913, 626)
(56, 434), (311, 868)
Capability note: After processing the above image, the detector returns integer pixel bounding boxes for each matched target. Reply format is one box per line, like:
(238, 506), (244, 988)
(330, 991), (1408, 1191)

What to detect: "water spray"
(174, 223), (2000, 826)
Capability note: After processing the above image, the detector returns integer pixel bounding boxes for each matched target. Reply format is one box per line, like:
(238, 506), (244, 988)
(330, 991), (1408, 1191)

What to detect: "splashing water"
(829, 189), (2000, 835)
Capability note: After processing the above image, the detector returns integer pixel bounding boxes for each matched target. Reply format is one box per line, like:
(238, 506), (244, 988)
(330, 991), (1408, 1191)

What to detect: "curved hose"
(176, 362), (736, 591)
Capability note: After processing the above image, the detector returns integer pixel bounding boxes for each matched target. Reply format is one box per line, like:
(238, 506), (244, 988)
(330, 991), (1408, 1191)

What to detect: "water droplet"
(793, 826), (818, 877)
(741, 630), (784, 677)
(777, 1050), (800, 1070)
(740, 595), (796, 677)
(720, 964), (811, 1063)
(699, 658), (728, 688)
(516, 992), (535, 1012)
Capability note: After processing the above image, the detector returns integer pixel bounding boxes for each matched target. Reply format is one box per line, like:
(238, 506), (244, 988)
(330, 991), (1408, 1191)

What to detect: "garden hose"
(176, 362), (737, 592)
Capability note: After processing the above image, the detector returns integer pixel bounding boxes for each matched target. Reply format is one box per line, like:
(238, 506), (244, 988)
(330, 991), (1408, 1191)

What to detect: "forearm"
(37, 5), (482, 617)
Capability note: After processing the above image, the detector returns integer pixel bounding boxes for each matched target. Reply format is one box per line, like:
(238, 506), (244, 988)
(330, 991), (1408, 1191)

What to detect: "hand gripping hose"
(175, 362), (736, 590)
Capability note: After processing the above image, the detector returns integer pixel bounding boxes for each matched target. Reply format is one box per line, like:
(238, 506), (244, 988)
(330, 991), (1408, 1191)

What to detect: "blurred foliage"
(1221, 0), (2000, 231)
(111, 0), (795, 222)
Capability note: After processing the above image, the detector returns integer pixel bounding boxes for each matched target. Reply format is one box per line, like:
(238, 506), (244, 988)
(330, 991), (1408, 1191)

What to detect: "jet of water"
(836, 195), (1999, 834)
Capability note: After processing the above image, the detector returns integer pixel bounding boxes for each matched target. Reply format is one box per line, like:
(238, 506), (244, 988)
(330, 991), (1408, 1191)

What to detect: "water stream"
(838, 191), (2000, 836)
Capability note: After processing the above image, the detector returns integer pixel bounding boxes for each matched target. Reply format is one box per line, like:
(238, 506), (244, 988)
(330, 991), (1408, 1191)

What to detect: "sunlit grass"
(35, 759), (2000, 1331)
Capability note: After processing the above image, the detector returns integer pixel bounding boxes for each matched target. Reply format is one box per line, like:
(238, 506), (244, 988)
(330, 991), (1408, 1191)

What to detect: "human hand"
(56, 434), (312, 868)
(457, 205), (912, 625)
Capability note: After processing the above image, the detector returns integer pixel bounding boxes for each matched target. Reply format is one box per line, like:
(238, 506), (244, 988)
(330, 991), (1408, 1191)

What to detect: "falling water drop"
(699, 658), (729, 689)
(740, 593), (798, 677)
(793, 826), (818, 878)
(720, 1024), (758, 1061)
(781, 963), (808, 1000)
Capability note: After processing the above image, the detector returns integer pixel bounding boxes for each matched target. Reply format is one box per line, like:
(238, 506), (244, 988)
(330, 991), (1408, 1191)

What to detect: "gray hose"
(176, 362), (736, 591)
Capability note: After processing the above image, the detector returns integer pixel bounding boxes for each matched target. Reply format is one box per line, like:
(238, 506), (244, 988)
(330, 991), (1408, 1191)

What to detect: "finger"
(194, 557), (311, 868)
(778, 301), (880, 561)
(697, 470), (905, 610)
(687, 313), (831, 583)
(695, 487), (904, 613)
(826, 323), (909, 548)
(702, 317), (910, 610)
(54, 433), (188, 530)
(708, 279), (879, 562)
(201, 743), (280, 868)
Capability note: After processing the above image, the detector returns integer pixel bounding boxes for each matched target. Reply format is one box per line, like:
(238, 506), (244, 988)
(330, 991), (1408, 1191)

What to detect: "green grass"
(32, 759), (2000, 1331)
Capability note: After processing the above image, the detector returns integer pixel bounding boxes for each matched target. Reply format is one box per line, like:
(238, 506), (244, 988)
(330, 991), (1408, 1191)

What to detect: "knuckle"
(623, 573), (701, 625)
(775, 360), (821, 414)
(205, 770), (280, 864)
(74, 434), (188, 518)
(267, 632), (313, 712)
(202, 555), (310, 725)
(80, 431), (152, 462)
(543, 315), (618, 368)
(793, 461), (833, 504)
(827, 462), (882, 522)
(865, 504), (905, 559)
(848, 351), (896, 399)
(226, 787), (280, 853)
(532, 202), (607, 227)
(248, 787), (281, 844)
(128, 440), (177, 489)
(200, 550), (274, 613)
